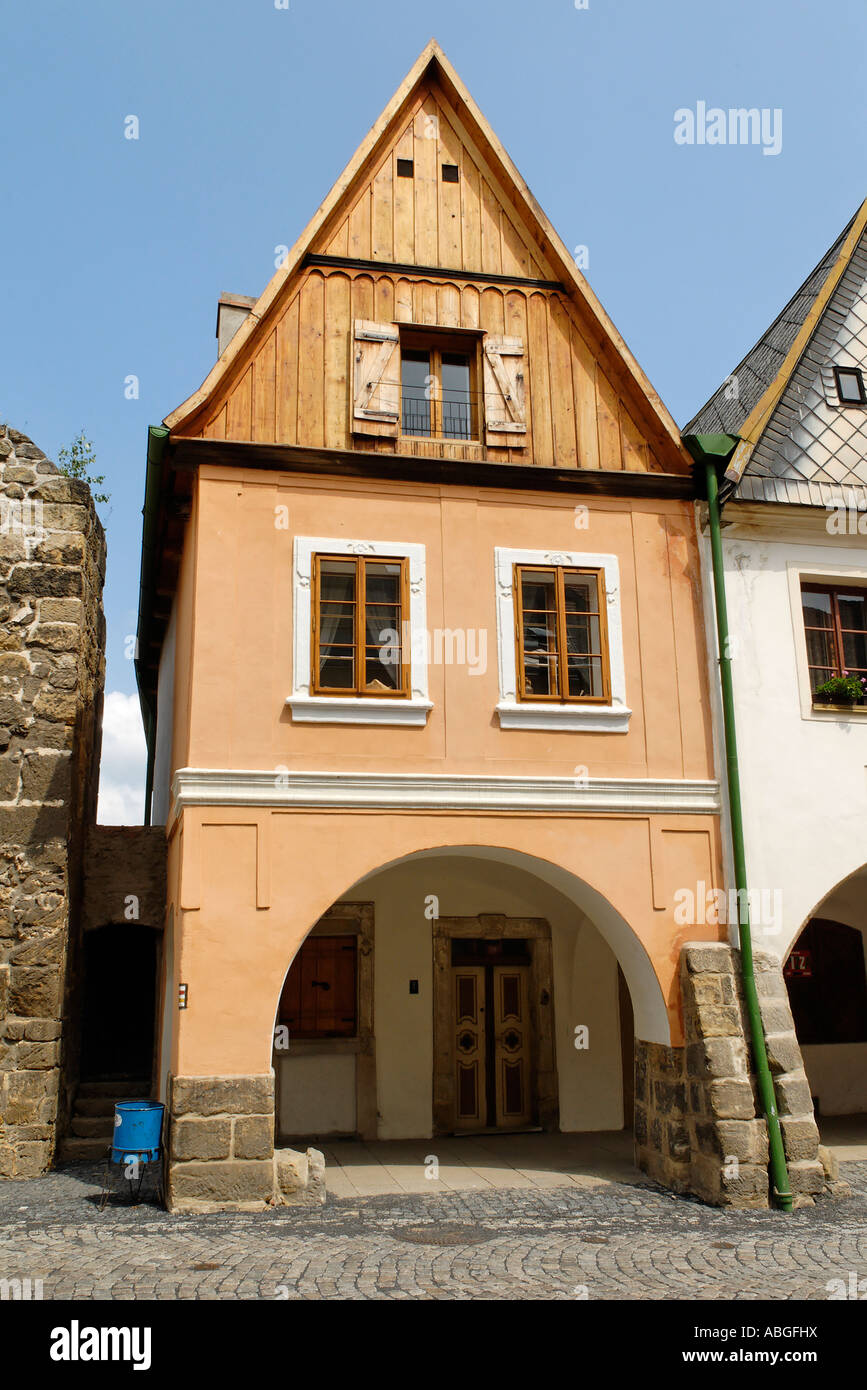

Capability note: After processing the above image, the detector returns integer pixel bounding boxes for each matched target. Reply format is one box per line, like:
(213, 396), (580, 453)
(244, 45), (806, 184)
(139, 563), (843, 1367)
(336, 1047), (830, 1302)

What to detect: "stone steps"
(56, 1136), (110, 1162)
(73, 1096), (118, 1117)
(77, 1080), (150, 1098)
(57, 1080), (152, 1162)
(70, 1114), (117, 1139)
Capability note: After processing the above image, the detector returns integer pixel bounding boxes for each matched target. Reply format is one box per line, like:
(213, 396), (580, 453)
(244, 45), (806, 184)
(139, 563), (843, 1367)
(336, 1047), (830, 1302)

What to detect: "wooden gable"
(167, 42), (689, 477)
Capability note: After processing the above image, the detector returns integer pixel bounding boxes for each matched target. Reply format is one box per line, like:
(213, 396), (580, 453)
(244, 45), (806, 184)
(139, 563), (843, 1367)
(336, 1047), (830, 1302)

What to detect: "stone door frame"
(432, 913), (559, 1135)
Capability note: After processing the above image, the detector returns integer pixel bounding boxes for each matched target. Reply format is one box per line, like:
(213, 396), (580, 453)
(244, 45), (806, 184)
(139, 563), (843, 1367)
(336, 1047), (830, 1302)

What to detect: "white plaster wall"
(151, 602), (177, 826)
(706, 529), (867, 1114)
(713, 530), (867, 954)
(359, 853), (625, 1139)
(278, 1054), (356, 1136)
(802, 1045), (867, 1114)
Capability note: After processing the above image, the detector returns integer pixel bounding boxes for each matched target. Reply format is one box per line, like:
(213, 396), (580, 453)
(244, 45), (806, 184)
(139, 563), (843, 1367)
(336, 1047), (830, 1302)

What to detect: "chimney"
(216, 293), (256, 356)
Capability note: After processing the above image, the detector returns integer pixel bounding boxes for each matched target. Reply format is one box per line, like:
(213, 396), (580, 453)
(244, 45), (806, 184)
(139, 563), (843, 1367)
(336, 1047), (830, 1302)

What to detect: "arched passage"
(271, 845), (666, 1144)
(80, 923), (161, 1083)
(784, 862), (867, 1118)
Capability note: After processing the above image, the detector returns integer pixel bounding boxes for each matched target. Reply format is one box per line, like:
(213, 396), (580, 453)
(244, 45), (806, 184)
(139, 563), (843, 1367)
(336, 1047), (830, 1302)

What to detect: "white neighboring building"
(686, 200), (867, 1117)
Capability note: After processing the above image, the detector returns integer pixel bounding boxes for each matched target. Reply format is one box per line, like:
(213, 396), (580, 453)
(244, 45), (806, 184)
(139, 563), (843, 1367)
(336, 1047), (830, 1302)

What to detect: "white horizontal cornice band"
(170, 768), (720, 819)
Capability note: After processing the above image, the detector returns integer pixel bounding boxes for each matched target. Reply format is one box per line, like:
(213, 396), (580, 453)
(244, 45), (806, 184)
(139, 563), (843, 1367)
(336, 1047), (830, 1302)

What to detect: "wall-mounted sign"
(784, 949), (812, 979)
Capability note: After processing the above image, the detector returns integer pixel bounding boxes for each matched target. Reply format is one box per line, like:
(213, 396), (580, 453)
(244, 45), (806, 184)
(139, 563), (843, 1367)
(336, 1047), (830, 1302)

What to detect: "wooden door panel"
(453, 966), (486, 1130)
(493, 966), (531, 1127)
(279, 936), (357, 1037)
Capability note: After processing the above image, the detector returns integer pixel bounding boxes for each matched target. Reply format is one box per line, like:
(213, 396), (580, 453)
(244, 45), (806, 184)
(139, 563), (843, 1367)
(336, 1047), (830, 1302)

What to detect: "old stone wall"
(82, 825), (167, 932)
(635, 942), (824, 1208)
(0, 426), (105, 1177)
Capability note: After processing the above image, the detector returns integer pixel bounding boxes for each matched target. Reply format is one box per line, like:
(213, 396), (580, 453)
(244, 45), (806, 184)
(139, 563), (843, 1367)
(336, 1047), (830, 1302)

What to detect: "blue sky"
(3, 0), (865, 815)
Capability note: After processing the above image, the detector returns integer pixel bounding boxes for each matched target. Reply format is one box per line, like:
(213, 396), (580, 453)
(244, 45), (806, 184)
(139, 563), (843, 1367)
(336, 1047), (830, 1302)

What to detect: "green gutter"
(134, 425), (170, 826)
(685, 432), (792, 1212)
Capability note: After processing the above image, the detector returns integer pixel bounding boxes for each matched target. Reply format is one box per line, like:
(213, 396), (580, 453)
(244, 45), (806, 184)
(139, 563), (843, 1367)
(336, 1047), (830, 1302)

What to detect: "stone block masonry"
(634, 942), (824, 1208)
(165, 1073), (325, 1212)
(0, 426), (105, 1177)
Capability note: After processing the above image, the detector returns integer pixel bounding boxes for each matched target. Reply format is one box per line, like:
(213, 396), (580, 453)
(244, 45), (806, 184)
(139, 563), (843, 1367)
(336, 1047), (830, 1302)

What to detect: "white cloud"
(97, 690), (147, 825)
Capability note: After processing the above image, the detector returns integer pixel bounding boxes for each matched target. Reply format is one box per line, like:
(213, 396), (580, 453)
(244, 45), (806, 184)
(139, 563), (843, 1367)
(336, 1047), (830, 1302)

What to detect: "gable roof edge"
(723, 195), (867, 485)
(164, 40), (688, 466)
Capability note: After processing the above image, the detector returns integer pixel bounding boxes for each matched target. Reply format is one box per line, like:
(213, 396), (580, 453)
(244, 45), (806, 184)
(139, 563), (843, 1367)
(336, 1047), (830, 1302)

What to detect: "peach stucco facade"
(133, 45), (752, 1211)
(155, 465), (724, 1088)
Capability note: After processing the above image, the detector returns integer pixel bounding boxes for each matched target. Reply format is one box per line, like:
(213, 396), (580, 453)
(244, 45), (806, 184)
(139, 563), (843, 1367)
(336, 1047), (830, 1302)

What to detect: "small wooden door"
(453, 967), (486, 1130)
(493, 966), (532, 1128)
(278, 936), (358, 1038)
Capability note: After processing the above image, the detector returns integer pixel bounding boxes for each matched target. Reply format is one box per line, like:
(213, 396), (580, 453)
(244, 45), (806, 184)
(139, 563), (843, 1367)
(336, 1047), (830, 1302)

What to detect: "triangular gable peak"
(737, 222), (867, 505)
(686, 196), (867, 505)
(166, 40), (688, 475)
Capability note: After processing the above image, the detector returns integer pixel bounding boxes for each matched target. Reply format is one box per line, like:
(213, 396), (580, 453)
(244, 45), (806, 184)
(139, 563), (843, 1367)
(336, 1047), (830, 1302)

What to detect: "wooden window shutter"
(353, 319), (400, 436)
(483, 335), (527, 445)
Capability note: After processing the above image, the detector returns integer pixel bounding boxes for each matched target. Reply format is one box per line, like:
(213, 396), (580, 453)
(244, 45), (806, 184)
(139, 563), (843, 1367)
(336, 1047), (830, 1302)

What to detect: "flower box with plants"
(812, 672), (867, 707)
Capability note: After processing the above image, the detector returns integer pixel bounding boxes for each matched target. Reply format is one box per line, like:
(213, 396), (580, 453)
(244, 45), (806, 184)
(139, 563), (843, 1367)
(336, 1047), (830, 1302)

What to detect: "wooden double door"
(451, 939), (534, 1131)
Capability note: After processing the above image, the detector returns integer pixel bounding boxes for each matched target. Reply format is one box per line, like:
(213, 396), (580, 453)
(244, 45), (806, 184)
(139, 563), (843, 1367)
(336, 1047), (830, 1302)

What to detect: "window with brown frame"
(801, 582), (867, 696)
(515, 565), (609, 702)
(277, 936), (358, 1039)
(400, 330), (480, 441)
(313, 553), (409, 697)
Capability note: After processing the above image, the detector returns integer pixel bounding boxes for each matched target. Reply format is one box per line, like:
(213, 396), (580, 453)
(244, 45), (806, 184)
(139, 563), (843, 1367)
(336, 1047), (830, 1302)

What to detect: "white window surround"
(787, 561), (867, 722)
(288, 536), (432, 726)
(494, 547), (631, 731)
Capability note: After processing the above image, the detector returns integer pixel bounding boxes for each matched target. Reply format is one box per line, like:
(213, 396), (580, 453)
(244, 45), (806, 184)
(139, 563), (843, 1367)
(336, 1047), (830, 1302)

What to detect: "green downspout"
(135, 424), (170, 826)
(684, 433), (793, 1212)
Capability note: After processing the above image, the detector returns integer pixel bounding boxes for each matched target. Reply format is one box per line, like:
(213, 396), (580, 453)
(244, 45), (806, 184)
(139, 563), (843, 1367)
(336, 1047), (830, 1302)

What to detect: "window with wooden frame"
(400, 330), (480, 442)
(801, 582), (867, 698)
(312, 553), (409, 697)
(277, 935), (358, 1039)
(515, 565), (609, 702)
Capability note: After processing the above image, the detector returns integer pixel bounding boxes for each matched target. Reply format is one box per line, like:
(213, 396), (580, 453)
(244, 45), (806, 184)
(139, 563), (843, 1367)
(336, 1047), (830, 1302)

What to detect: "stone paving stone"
(0, 1158), (864, 1300)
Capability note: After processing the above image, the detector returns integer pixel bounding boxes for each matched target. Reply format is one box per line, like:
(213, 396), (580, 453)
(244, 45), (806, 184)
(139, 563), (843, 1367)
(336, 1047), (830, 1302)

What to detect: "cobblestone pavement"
(0, 1160), (865, 1301)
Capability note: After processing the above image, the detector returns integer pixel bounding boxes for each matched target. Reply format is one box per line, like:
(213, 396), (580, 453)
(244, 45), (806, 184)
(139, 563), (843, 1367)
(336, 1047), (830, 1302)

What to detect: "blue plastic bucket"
(111, 1101), (164, 1165)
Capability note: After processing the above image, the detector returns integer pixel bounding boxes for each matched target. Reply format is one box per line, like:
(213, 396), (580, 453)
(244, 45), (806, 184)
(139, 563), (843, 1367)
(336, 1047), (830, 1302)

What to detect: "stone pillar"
(0, 427), (105, 1178)
(165, 1073), (326, 1212)
(166, 1074), (276, 1212)
(634, 942), (825, 1209)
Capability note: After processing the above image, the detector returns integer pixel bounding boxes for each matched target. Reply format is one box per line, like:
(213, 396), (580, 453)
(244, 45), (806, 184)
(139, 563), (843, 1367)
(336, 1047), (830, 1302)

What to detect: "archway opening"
(80, 924), (160, 1084)
(785, 868), (867, 1122)
(271, 847), (657, 1148)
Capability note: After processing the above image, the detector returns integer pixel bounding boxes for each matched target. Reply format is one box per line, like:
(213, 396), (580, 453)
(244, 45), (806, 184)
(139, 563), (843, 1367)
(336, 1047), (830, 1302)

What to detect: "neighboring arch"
(783, 858), (867, 959)
(785, 918), (867, 1045)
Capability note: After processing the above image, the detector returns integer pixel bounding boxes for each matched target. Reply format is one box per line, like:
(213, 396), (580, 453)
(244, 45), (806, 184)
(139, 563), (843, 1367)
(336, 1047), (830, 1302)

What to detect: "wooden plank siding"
(198, 265), (667, 472)
(192, 81), (670, 473)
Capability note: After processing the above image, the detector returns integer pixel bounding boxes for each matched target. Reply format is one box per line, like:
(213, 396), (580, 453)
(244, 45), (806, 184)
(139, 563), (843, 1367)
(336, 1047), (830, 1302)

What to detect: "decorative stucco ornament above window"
(494, 547), (631, 731)
(288, 536), (432, 726)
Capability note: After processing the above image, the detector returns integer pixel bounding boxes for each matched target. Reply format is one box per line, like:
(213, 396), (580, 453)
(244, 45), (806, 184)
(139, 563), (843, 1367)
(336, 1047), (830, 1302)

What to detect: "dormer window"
(833, 366), (866, 405)
(400, 331), (478, 441)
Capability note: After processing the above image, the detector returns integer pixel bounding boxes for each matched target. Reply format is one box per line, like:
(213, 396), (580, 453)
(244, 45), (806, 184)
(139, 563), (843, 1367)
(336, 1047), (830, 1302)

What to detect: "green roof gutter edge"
(135, 424), (170, 827)
(684, 431), (793, 1213)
